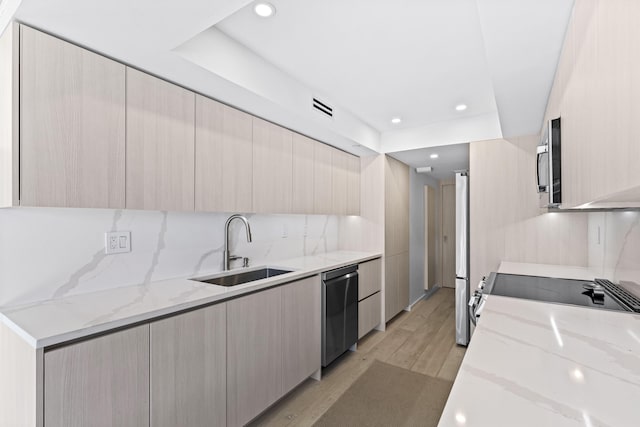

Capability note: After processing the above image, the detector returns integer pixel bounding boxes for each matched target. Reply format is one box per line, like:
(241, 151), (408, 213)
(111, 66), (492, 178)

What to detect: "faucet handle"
(243, 257), (250, 268)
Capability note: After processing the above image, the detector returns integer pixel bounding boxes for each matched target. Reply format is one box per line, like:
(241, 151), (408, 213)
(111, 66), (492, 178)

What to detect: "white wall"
(409, 170), (440, 305)
(0, 208), (338, 307)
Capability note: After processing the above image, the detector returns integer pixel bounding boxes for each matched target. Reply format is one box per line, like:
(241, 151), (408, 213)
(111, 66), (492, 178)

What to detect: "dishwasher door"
(322, 265), (358, 367)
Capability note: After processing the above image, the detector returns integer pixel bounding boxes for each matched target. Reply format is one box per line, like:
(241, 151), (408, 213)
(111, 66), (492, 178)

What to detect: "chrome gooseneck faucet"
(223, 214), (252, 270)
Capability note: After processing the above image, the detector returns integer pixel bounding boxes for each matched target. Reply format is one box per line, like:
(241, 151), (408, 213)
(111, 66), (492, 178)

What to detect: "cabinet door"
(358, 258), (382, 301)
(282, 276), (321, 392)
(358, 292), (381, 339)
(20, 25), (125, 208)
(150, 303), (226, 427)
(398, 251), (410, 310)
(385, 254), (399, 322)
(227, 287), (283, 427)
(331, 149), (349, 215)
(195, 95), (253, 212)
(252, 118), (293, 213)
(126, 67), (195, 211)
(313, 142), (333, 214)
(44, 325), (149, 427)
(347, 154), (361, 215)
(292, 133), (316, 214)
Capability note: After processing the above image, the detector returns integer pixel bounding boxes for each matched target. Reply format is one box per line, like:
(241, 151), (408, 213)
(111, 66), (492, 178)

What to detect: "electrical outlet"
(105, 231), (131, 254)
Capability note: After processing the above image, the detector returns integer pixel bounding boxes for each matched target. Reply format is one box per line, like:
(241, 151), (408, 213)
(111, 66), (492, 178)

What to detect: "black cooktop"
(486, 273), (632, 312)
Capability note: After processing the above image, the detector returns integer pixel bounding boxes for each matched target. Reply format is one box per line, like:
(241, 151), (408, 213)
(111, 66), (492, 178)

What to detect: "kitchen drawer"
(358, 291), (381, 339)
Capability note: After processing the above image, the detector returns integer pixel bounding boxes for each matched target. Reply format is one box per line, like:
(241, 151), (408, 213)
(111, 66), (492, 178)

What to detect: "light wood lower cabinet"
(7, 275), (323, 426)
(358, 258), (382, 300)
(358, 292), (381, 339)
(227, 287), (283, 427)
(44, 325), (150, 427)
(150, 303), (226, 427)
(282, 276), (321, 392)
(227, 277), (321, 427)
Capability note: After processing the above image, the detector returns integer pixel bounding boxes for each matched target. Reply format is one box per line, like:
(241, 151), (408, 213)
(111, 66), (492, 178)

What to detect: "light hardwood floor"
(249, 287), (463, 427)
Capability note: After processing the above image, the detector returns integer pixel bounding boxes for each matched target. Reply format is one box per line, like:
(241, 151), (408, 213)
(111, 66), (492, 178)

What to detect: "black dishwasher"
(321, 264), (358, 367)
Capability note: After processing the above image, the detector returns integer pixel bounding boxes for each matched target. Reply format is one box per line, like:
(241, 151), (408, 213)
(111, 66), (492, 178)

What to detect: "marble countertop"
(0, 250), (381, 348)
(439, 295), (640, 427)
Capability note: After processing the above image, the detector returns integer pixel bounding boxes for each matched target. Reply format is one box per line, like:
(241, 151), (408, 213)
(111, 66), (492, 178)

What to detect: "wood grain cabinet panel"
(150, 303), (226, 427)
(347, 154), (361, 215)
(195, 95), (253, 213)
(313, 142), (333, 214)
(358, 258), (382, 301)
(227, 287), (283, 427)
(358, 292), (381, 339)
(126, 67), (195, 211)
(292, 133), (316, 214)
(44, 325), (150, 427)
(385, 254), (399, 322)
(19, 25), (126, 208)
(282, 276), (321, 392)
(331, 149), (349, 215)
(384, 155), (410, 322)
(253, 118), (293, 213)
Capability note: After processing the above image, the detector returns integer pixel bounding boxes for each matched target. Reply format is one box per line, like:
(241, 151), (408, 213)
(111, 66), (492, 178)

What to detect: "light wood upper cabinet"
(7, 24), (363, 214)
(44, 325), (150, 427)
(292, 133), (316, 214)
(252, 118), (293, 213)
(150, 303), (226, 427)
(126, 68), (195, 211)
(227, 286), (283, 427)
(332, 149), (349, 215)
(19, 25), (126, 208)
(195, 95), (253, 213)
(282, 276), (321, 392)
(313, 142), (333, 214)
(347, 154), (361, 215)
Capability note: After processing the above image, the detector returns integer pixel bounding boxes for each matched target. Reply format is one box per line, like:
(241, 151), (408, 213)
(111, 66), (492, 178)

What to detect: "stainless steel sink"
(192, 267), (293, 287)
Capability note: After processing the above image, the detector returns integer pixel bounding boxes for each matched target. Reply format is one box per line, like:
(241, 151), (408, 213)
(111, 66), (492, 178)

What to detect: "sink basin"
(192, 267), (293, 287)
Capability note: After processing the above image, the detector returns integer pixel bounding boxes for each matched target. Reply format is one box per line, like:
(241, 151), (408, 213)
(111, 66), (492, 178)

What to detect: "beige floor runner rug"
(314, 359), (453, 427)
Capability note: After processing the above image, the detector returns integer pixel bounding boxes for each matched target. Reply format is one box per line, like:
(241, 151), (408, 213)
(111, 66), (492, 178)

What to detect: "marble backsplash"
(0, 208), (338, 307)
(588, 211), (640, 286)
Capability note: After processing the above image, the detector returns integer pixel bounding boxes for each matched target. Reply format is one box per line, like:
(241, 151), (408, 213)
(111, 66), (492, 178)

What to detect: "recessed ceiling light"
(391, 117), (402, 124)
(254, 2), (276, 17)
(430, 153), (439, 159)
(455, 104), (468, 112)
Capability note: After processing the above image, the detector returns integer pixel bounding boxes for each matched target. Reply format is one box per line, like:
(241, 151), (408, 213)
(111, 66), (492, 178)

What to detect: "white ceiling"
(389, 143), (470, 181)
(217, 0), (499, 134)
(8, 0), (575, 161)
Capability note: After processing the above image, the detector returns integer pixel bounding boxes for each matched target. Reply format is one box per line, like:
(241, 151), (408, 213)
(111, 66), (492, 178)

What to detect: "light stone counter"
(439, 294), (640, 427)
(0, 250), (380, 348)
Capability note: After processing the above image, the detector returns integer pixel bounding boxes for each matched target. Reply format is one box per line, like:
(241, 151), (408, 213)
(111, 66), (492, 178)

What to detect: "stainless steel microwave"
(537, 117), (561, 207)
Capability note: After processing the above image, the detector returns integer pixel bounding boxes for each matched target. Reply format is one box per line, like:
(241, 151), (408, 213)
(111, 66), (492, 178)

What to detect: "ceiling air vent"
(312, 97), (334, 119)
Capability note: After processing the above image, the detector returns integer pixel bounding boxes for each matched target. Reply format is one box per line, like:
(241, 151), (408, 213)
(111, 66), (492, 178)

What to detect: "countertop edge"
(2, 251), (382, 349)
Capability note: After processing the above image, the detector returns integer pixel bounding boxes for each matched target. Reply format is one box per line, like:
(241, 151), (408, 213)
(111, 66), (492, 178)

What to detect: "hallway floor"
(249, 287), (464, 426)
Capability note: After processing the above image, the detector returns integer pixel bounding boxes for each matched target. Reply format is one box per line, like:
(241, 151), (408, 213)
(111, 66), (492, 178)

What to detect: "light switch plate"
(105, 231), (131, 254)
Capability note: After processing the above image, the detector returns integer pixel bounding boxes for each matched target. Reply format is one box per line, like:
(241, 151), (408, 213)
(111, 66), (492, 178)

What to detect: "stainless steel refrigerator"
(455, 171), (470, 346)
